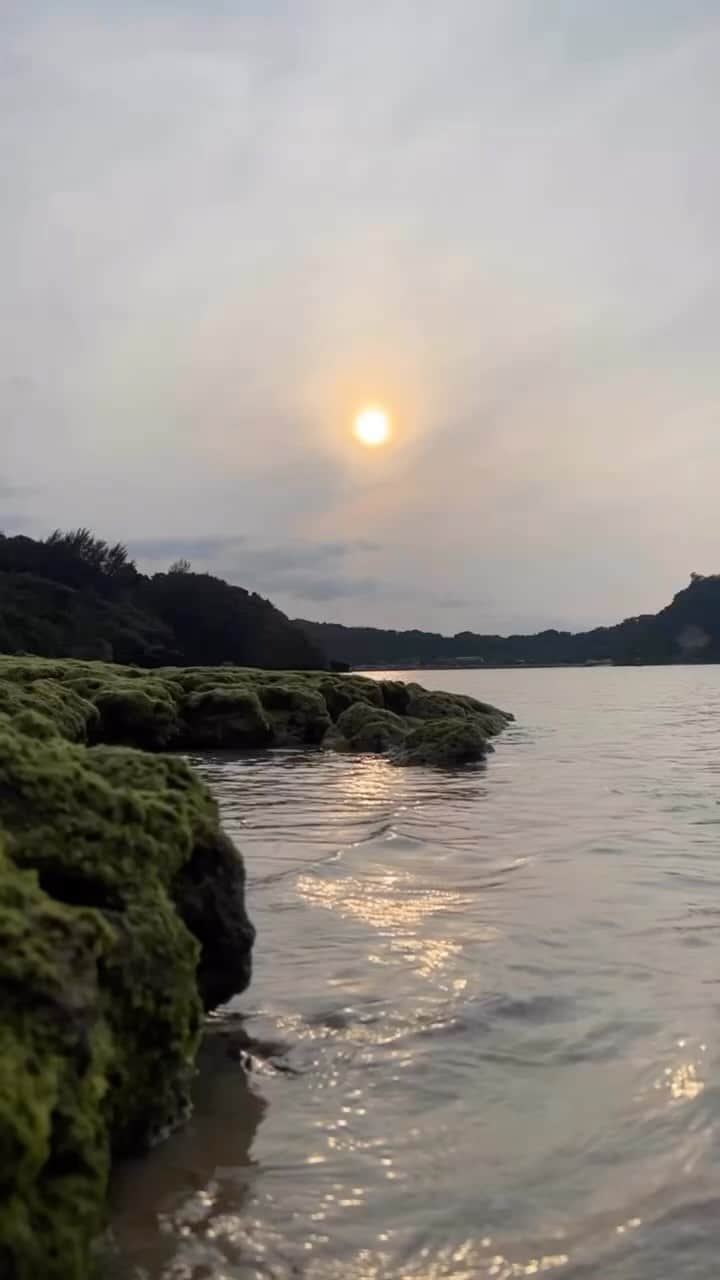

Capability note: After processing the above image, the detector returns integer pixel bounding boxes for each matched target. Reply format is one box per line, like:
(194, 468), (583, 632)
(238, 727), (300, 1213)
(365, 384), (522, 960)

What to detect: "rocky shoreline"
(0, 657), (511, 1278)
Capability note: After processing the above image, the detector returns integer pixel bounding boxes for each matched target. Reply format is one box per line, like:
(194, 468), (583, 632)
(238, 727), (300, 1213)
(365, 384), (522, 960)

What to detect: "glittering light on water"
(295, 869), (472, 978)
(669, 1062), (704, 1101)
(653, 1041), (706, 1101)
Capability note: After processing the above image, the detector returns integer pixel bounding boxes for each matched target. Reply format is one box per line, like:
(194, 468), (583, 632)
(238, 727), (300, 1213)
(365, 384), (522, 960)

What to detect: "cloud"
(436, 596), (471, 611)
(128, 536), (246, 562)
(0, 476), (35, 532)
(128, 534), (385, 604)
(2, 1), (720, 631)
(258, 573), (381, 604)
(128, 533), (465, 610)
(129, 535), (379, 571)
(0, 513), (31, 530)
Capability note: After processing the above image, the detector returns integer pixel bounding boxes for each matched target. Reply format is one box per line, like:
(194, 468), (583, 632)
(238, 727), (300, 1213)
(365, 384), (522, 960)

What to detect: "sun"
(353, 406), (391, 447)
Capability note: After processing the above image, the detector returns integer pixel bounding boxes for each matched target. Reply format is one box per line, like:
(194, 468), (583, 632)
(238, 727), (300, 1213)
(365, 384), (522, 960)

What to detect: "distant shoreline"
(298, 576), (720, 669)
(352, 660), (720, 672)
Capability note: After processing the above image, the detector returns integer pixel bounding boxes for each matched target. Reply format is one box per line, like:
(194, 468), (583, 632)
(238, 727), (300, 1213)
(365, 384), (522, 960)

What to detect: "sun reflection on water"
(653, 1039), (706, 1101)
(295, 867), (473, 979)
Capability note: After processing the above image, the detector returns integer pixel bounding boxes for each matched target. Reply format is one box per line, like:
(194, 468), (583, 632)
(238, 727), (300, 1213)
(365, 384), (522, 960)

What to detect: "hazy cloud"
(129, 534), (384, 605)
(128, 537), (247, 562)
(2, 0), (719, 631)
(261, 573), (382, 604)
(0, 476), (34, 532)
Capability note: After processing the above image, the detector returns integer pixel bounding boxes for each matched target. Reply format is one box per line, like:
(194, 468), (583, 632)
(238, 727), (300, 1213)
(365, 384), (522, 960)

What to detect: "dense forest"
(0, 529), (326, 668)
(297, 574), (720, 668)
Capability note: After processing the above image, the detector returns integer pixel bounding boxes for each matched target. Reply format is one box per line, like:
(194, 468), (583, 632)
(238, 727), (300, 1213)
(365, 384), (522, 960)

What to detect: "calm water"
(111, 667), (720, 1279)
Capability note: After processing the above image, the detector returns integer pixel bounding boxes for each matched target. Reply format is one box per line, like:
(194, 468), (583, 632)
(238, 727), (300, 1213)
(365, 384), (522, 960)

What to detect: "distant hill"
(0, 529), (326, 669)
(296, 575), (720, 668)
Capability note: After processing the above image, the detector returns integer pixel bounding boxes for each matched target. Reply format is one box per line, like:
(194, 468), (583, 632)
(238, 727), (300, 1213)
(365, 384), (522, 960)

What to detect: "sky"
(3, 0), (720, 635)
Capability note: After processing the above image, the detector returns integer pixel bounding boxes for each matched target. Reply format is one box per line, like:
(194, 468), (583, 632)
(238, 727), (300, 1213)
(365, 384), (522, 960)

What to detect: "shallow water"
(110, 666), (720, 1279)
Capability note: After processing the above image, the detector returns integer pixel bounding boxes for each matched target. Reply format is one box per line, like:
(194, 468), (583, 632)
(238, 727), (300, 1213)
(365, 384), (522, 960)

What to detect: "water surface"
(111, 666), (720, 1278)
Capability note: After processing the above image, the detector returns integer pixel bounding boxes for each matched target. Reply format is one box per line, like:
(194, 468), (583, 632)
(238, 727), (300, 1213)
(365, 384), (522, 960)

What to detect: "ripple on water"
(111, 667), (720, 1279)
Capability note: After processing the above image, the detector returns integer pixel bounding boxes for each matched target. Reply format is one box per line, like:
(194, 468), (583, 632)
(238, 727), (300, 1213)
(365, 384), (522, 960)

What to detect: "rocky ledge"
(0, 657), (511, 1278)
(0, 656), (513, 764)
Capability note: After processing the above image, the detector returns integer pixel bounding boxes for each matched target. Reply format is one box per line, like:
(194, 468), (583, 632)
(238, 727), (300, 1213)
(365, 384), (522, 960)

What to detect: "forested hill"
(0, 529), (326, 669)
(297, 575), (720, 668)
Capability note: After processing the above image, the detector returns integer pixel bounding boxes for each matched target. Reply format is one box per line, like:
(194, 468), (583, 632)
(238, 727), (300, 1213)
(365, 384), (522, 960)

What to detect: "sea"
(110, 665), (720, 1279)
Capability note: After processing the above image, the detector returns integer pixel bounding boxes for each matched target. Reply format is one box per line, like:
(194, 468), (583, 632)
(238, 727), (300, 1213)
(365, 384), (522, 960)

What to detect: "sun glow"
(353, 406), (391, 447)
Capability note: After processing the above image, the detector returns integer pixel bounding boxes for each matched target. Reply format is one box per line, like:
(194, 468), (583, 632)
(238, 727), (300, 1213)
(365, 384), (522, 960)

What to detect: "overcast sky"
(3, 1), (720, 633)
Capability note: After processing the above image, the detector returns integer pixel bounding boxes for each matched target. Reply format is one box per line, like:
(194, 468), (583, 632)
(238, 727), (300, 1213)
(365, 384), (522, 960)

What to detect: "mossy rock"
(315, 674), (383, 720)
(0, 657), (513, 764)
(405, 684), (512, 736)
(161, 666), (256, 695)
(332, 701), (412, 753)
(0, 718), (254, 1278)
(0, 658), (91, 686)
(77, 679), (180, 750)
(179, 686), (272, 749)
(257, 683), (331, 744)
(378, 679), (411, 716)
(0, 678), (97, 743)
(394, 716), (493, 766)
(0, 846), (114, 1280)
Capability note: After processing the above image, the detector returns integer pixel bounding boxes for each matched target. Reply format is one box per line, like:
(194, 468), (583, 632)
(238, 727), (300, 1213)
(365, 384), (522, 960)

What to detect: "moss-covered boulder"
(0, 715), (254, 1279)
(0, 677), (98, 742)
(377, 678), (411, 716)
(61, 673), (181, 750)
(257, 682), (332, 744)
(0, 843), (114, 1280)
(394, 717), (496, 766)
(89, 681), (180, 750)
(315, 673), (383, 721)
(179, 685), (272, 749)
(326, 683), (512, 763)
(404, 683), (512, 735)
(332, 701), (413, 753)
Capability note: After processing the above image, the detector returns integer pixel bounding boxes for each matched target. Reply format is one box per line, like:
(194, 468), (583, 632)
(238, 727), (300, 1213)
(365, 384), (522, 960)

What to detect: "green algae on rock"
(0, 676), (98, 742)
(394, 716), (497, 766)
(0, 712), (253, 1280)
(180, 686), (272, 749)
(330, 701), (412, 754)
(0, 656), (512, 764)
(0, 840), (114, 1280)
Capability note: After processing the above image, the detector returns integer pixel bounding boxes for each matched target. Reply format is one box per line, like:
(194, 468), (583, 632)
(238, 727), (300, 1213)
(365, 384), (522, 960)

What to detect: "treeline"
(0, 529), (326, 669)
(297, 574), (720, 668)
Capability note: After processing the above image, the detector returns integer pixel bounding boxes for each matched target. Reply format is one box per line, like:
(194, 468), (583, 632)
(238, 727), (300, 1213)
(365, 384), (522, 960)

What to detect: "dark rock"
(379, 679), (411, 716)
(172, 829), (255, 1011)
